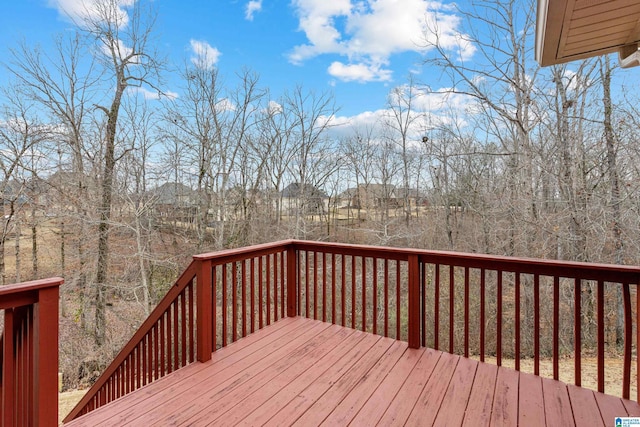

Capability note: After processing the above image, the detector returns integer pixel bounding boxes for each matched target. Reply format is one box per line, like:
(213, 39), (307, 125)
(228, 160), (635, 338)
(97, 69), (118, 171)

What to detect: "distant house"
(150, 182), (198, 223)
(353, 184), (398, 210)
(280, 183), (328, 216)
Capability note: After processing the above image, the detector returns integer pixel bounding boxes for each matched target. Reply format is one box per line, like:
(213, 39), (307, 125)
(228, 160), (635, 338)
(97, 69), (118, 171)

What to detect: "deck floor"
(65, 317), (640, 426)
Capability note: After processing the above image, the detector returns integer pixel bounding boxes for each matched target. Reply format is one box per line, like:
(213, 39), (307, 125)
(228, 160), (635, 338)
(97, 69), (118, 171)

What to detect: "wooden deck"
(65, 316), (640, 426)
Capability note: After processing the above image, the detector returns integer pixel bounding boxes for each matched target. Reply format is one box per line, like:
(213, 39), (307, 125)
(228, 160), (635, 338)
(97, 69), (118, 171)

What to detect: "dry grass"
(58, 389), (86, 425)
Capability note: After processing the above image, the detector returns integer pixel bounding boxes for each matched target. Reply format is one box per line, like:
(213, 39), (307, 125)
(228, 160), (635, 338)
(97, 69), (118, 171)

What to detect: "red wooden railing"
(0, 277), (63, 426)
(65, 240), (640, 422)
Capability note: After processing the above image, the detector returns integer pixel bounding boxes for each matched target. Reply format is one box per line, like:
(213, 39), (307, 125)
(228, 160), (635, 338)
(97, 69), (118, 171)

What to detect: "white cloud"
(190, 40), (221, 69)
(129, 87), (178, 100)
(245, 0), (263, 21)
(289, 0), (475, 82)
(328, 61), (392, 82)
(48, 0), (135, 26)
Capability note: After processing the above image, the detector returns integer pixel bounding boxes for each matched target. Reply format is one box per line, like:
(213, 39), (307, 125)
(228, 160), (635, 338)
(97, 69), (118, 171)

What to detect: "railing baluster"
(362, 256), (367, 332)
(435, 264), (440, 350)
(352, 256), (357, 330)
(266, 254), (272, 325)
(323, 252), (327, 323)
(232, 261), (238, 342)
(497, 270), (502, 366)
(450, 265), (455, 354)
(342, 255), (346, 327)
(242, 259), (247, 337)
(373, 258), (378, 335)
(574, 278), (581, 387)
(396, 260), (401, 340)
(534, 274), (540, 376)
(480, 268), (485, 362)
(281, 251), (286, 319)
(597, 279), (605, 393)
(384, 259), (389, 338)
(250, 258), (255, 332)
(331, 253), (336, 324)
(259, 256), (264, 328)
(553, 276), (560, 380)
(464, 267), (469, 358)
(313, 251), (318, 320)
(515, 273), (521, 371)
(305, 251), (310, 318)
(178, 291), (184, 369)
(222, 264), (228, 347)
(623, 283), (632, 399)
(212, 268), (217, 352)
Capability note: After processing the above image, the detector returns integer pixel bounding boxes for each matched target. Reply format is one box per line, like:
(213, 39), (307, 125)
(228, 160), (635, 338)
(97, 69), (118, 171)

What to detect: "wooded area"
(1, 0), (639, 390)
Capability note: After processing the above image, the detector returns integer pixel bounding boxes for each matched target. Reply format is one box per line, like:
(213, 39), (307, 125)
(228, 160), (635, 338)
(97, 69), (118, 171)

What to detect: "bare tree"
(79, 0), (163, 345)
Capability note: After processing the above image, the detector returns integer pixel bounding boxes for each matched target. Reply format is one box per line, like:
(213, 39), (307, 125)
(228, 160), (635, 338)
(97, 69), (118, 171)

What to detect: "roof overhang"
(535, 0), (640, 68)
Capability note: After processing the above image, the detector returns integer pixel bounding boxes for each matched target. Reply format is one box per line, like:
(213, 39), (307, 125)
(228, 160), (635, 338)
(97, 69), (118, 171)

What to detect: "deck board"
(64, 317), (640, 427)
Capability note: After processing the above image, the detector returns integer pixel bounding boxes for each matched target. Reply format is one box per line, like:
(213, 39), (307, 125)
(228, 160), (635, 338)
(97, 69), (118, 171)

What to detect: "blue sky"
(0, 0), (473, 120)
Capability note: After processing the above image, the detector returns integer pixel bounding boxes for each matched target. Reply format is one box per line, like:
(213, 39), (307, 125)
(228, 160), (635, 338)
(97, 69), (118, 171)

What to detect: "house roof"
(281, 183), (328, 199)
(536, 0), (640, 67)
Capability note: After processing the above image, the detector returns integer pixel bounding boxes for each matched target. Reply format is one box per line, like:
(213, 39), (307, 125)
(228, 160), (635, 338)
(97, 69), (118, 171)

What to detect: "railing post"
(196, 259), (212, 362)
(33, 285), (59, 424)
(287, 245), (297, 317)
(408, 254), (420, 349)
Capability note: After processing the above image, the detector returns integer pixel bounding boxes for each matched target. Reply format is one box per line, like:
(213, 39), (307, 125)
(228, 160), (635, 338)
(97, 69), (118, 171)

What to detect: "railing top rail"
(193, 240), (294, 264)
(0, 277), (64, 296)
(291, 240), (640, 283)
(0, 277), (64, 310)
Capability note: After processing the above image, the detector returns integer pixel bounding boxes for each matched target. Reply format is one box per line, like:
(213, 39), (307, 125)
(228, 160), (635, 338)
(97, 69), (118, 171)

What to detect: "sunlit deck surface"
(65, 316), (640, 426)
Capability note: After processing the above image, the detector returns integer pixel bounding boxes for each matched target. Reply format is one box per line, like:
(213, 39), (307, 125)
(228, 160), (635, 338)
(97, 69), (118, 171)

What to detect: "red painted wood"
(313, 252), (317, 320)
(553, 276), (560, 380)
(259, 256), (264, 329)
(362, 256), (367, 332)
(351, 255), (356, 330)
(319, 340), (407, 426)
(490, 367), (519, 427)
(322, 252), (327, 323)
(232, 261), (238, 342)
(373, 258), (378, 335)
(222, 264), (228, 346)
(286, 247), (297, 318)
(575, 278), (581, 387)
(290, 336), (394, 426)
(567, 385), (605, 427)
(341, 255), (346, 327)
(384, 258), (389, 337)
(623, 283), (632, 399)
(251, 257), (256, 331)
(266, 254), (272, 325)
(464, 266), (470, 358)
(497, 270), (502, 366)
(212, 267), (218, 351)
(377, 348), (441, 426)
(3, 308), (15, 426)
(241, 259), (247, 337)
(597, 279), (605, 393)
(404, 352), (460, 426)
(594, 391), (628, 424)
(433, 356), (478, 426)
(462, 362), (498, 427)
(396, 261), (401, 340)
(518, 374), (545, 426)
(435, 263), (440, 350)
(542, 377), (574, 427)
(408, 254), (420, 349)
(450, 265), (455, 354)
(480, 268), (485, 362)
(331, 253), (336, 324)
(515, 272), (521, 371)
(350, 347), (422, 426)
(305, 251), (310, 318)
(534, 274), (540, 375)
(197, 259), (212, 362)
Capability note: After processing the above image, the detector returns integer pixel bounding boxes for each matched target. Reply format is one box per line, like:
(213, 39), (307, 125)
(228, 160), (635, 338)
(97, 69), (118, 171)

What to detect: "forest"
(1, 0), (639, 390)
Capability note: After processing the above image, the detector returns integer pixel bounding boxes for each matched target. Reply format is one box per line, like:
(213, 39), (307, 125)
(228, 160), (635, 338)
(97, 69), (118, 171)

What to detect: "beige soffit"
(536, 0), (640, 67)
